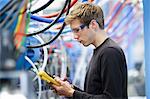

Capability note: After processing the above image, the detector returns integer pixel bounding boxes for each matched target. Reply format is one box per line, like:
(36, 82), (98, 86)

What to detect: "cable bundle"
(26, 0), (71, 48)
(0, 0), (28, 70)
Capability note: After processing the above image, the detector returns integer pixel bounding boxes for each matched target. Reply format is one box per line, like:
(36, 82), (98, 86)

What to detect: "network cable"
(27, 0), (71, 48)
(30, 15), (65, 23)
(109, 3), (134, 34)
(26, 0), (69, 37)
(25, 56), (42, 99)
(0, 1), (20, 28)
(1, 1), (26, 29)
(40, 0), (77, 18)
(0, 0), (16, 16)
(31, 0), (54, 14)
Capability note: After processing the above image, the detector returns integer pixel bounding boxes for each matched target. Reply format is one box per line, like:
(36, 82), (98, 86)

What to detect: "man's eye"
(76, 29), (80, 32)
(72, 28), (80, 33)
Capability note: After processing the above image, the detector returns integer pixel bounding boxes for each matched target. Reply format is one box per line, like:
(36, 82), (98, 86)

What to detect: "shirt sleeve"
(73, 90), (111, 99)
(73, 85), (84, 92)
(72, 47), (127, 99)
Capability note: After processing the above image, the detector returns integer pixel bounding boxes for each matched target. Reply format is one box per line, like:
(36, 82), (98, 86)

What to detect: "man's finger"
(51, 84), (57, 89)
(54, 77), (64, 84)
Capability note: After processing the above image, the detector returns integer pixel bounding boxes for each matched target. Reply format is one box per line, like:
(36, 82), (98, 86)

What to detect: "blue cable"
(30, 14), (64, 23)
(110, 8), (138, 39)
(30, 0), (99, 23)
(105, 2), (123, 28)
(0, 0), (11, 10)
(110, 4), (134, 33)
(112, 16), (140, 39)
(30, 0), (97, 23)
(116, 9), (134, 31)
(82, 0), (88, 2)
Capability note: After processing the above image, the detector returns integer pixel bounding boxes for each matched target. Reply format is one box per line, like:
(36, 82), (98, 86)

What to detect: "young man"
(52, 2), (128, 99)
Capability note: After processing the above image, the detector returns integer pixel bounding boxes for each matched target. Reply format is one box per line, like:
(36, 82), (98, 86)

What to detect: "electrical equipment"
(38, 71), (60, 86)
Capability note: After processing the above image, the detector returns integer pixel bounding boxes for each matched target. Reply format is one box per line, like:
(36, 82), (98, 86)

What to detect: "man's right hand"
(52, 76), (75, 97)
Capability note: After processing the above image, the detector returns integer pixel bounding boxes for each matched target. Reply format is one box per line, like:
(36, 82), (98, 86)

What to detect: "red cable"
(40, 0), (78, 18)
(105, 0), (122, 21)
(106, 0), (131, 32)
(14, 14), (26, 49)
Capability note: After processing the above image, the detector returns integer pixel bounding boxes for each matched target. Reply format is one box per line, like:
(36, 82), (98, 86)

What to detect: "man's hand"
(52, 76), (75, 97)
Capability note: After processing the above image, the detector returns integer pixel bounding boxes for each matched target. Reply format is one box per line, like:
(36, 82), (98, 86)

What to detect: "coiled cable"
(27, 0), (71, 48)
(31, 0), (54, 14)
(26, 0), (69, 37)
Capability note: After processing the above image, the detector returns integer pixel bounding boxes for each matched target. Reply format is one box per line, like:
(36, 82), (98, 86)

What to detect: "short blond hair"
(65, 2), (104, 29)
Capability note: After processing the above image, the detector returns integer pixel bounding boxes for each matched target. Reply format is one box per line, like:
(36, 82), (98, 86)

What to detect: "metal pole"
(143, 0), (150, 98)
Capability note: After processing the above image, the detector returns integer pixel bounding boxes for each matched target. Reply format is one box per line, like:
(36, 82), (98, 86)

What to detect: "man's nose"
(73, 34), (79, 40)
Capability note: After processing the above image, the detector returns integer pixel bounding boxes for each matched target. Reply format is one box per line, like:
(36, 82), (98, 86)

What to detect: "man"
(52, 2), (128, 99)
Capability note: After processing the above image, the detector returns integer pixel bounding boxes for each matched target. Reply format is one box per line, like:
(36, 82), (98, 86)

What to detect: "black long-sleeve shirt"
(72, 38), (128, 99)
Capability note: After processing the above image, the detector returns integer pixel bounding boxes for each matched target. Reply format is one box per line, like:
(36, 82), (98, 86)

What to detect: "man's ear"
(89, 20), (98, 30)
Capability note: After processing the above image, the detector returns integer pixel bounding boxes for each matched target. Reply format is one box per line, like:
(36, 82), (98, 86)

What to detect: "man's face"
(70, 19), (94, 46)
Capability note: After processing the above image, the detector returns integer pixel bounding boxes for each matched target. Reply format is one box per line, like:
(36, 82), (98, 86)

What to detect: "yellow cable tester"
(38, 71), (60, 86)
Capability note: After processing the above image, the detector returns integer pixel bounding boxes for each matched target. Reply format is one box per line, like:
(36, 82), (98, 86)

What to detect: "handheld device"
(38, 71), (60, 86)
